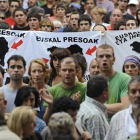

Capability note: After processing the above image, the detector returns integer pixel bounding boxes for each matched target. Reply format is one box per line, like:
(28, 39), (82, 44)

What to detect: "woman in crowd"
(90, 7), (109, 30)
(28, 58), (50, 119)
(7, 106), (42, 140)
(123, 55), (140, 77)
(49, 48), (71, 86)
(72, 53), (87, 83)
(136, 9), (140, 27)
(14, 86), (46, 133)
(53, 21), (63, 32)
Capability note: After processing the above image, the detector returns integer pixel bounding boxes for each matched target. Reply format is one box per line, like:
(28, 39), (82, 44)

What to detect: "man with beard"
(105, 76), (140, 140)
(106, 9), (123, 30)
(0, 55), (27, 113)
(96, 44), (131, 120)
(12, 7), (30, 30)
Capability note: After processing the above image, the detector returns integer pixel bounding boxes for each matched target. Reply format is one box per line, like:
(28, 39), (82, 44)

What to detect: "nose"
(66, 70), (69, 74)
(95, 67), (99, 72)
(128, 66), (132, 71)
(135, 91), (140, 97)
(26, 100), (32, 106)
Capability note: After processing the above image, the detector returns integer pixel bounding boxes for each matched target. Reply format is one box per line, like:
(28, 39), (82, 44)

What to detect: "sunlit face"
(14, 11), (27, 27)
(96, 48), (115, 72)
(59, 60), (77, 86)
(126, 20), (137, 30)
(89, 59), (100, 76)
(30, 62), (45, 84)
(92, 12), (103, 23)
(22, 93), (35, 108)
(0, 0), (9, 12)
(124, 61), (139, 77)
(128, 81), (140, 109)
(28, 17), (40, 30)
(79, 20), (91, 31)
(22, 115), (36, 138)
(7, 60), (26, 81)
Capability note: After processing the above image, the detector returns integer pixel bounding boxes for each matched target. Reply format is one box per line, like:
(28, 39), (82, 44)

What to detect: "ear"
(113, 57), (116, 64)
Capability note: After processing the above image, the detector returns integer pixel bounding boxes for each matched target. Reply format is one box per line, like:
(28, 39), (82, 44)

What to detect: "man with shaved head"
(106, 9), (123, 30)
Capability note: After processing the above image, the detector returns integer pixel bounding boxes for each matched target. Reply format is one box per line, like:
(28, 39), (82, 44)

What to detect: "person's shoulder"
(116, 71), (131, 79)
(76, 82), (87, 88)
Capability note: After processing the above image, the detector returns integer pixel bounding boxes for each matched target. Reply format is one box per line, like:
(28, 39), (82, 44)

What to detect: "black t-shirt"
(41, 4), (53, 17)
(12, 25), (30, 30)
(5, 10), (11, 18)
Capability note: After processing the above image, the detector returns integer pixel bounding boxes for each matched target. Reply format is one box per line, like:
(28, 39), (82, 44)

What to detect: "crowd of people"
(0, 0), (140, 140)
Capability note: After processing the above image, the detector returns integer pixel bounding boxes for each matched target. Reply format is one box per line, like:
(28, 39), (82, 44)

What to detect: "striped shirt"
(77, 96), (109, 140)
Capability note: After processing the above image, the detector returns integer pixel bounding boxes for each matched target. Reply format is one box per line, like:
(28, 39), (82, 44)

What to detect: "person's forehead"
(129, 81), (140, 89)
(29, 17), (38, 20)
(94, 25), (105, 31)
(15, 11), (24, 15)
(11, 1), (19, 5)
(71, 14), (79, 18)
(97, 48), (113, 54)
(90, 59), (97, 65)
(0, 0), (8, 2)
(112, 10), (121, 15)
(9, 59), (24, 65)
(80, 20), (89, 23)
(126, 20), (136, 24)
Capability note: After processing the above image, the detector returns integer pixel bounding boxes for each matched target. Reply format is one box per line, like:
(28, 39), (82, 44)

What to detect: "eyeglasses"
(0, 17), (5, 20)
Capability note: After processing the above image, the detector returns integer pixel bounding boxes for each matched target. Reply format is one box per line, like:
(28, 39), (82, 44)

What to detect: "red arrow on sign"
(11, 40), (23, 49)
(42, 58), (49, 63)
(86, 46), (97, 56)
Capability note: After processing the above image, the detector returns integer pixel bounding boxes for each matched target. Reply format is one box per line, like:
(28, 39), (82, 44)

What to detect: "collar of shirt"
(85, 96), (107, 114)
(129, 104), (137, 124)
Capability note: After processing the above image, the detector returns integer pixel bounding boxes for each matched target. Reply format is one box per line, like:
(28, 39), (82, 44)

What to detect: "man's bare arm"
(105, 96), (130, 116)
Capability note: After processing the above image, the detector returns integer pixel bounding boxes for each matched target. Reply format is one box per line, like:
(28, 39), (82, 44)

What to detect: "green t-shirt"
(44, 82), (87, 106)
(129, 135), (139, 140)
(106, 71), (131, 104)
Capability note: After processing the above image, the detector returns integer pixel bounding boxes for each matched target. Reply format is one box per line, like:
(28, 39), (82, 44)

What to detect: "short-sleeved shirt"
(106, 71), (131, 104)
(43, 82), (86, 106)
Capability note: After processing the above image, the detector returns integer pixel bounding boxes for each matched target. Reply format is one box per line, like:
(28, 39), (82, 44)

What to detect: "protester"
(72, 53), (87, 83)
(7, 106), (42, 140)
(125, 18), (138, 30)
(0, 55), (27, 113)
(89, 58), (100, 77)
(77, 75), (109, 140)
(105, 76), (140, 140)
(78, 14), (91, 31)
(40, 18), (54, 32)
(90, 7), (109, 30)
(53, 21), (63, 32)
(96, 44), (131, 120)
(0, 111), (21, 140)
(43, 57), (87, 123)
(14, 86), (46, 133)
(27, 12), (41, 31)
(48, 48), (71, 86)
(136, 8), (140, 26)
(123, 55), (140, 77)
(28, 58), (50, 119)
(13, 7), (30, 30)
(5, 0), (20, 28)
(0, 0), (10, 18)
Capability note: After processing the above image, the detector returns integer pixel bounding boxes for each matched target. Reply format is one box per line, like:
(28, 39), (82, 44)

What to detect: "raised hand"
(39, 89), (53, 105)
(72, 91), (81, 102)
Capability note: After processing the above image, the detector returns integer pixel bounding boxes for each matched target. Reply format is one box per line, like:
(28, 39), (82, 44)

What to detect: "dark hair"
(13, 7), (27, 17)
(72, 53), (87, 76)
(51, 96), (80, 114)
(63, 26), (77, 32)
(93, 24), (107, 31)
(29, 6), (44, 15)
(50, 48), (71, 79)
(114, 20), (126, 30)
(136, 8), (140, 26)
(56, 3), (66, 12)
(0, 22), (10, 29)
(27, 12), (41, 22)
(126, 17), (138, 26)
(10, 0), (20, 7)
(87, 75), (108, 98)
(14, 86), (39, 107)
(128, 76), (140, 91)
(7, 55), (26, 68)
(78, 14), (91, 26)
(0, 66), (4, 76)
(0, 111), (6, 126)
(65, 7), (76, 15)
(70, 11), (80, 19)
(85, 0), (96, 5)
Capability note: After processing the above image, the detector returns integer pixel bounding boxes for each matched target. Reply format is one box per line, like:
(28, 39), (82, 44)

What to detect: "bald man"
(106, 9), (123, 30)
(89, 58), (100, 77)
